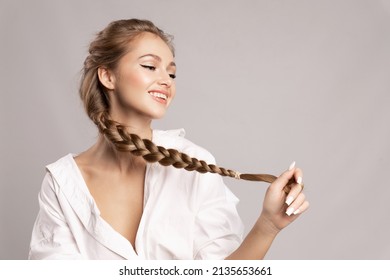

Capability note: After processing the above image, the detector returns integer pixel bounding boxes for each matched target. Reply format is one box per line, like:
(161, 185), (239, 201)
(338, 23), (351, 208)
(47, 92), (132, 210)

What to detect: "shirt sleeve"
(28, 172), (84, 259)
(193, 172), (244, 260)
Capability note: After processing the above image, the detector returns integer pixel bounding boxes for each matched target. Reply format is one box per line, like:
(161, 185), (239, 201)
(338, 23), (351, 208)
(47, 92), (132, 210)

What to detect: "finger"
(271, 162), (297, 192)
(293, 167), (303, 186)
(285, 182), (304, 206)
(285, 192), (305, 216)
(287, 199), (310, 216)
(283, 163), (304, 188)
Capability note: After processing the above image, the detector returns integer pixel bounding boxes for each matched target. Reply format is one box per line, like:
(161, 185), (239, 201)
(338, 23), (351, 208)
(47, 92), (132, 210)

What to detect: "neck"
(92, 124), (153, 174)
(119, 124), (153, 140)
(109, 106), (153, 139)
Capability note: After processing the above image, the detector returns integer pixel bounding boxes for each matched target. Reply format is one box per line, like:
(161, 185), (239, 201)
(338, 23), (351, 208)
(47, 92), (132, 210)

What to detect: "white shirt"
(28, 129), (244, 260)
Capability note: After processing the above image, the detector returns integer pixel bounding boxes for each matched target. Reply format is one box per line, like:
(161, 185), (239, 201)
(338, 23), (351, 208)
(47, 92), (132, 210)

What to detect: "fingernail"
(288, 161), (296, 171)
(286, 207), (295, 216)
(285, 196), (294, 206)
(293, 209), (301, 215)
(297, 176), (303, 184)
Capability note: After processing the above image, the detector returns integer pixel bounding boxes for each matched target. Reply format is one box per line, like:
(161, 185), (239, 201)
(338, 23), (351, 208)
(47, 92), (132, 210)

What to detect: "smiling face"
(99, 32), (176, 125)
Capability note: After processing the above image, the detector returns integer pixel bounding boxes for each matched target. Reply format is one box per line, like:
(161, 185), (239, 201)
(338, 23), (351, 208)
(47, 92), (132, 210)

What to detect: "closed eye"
(141, 64), (176, 79)
(141, 64), (156, 71)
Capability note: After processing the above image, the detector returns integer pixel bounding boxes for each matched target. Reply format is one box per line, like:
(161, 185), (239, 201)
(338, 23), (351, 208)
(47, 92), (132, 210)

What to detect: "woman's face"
(106, 32), (176, 123)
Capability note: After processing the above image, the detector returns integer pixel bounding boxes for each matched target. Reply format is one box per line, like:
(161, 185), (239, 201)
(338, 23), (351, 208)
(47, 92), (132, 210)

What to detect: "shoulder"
(42, 153), (81, 193)
(45, 153), (77, 177)
(153, 128), (216, 164)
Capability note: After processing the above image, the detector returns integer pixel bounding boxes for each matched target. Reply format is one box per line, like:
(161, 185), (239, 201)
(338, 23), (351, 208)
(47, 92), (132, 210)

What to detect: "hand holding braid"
(96, 114), (298, 193)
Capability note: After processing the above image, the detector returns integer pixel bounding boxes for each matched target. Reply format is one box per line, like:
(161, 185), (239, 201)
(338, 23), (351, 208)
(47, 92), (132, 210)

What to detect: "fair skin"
(74, 32), (176, 250)
(75, 32), (309, 259)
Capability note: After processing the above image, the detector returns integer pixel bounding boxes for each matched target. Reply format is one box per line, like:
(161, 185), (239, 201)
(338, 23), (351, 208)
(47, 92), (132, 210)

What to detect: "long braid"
(80, 19), (296, 194)
(96, 114), (295, 192)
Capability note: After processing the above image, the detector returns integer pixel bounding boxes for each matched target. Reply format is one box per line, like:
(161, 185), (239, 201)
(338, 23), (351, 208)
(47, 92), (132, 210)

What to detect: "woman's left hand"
(256, 162), (310, 235)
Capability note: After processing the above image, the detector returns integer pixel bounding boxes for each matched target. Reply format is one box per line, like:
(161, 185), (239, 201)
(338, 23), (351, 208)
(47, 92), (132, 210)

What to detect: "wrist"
(254, 214), (281, 238)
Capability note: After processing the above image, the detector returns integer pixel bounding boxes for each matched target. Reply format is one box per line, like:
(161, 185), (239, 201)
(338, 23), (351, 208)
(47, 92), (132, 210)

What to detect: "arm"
(225, 215), (278, 260)
(226, 164), (310, 260)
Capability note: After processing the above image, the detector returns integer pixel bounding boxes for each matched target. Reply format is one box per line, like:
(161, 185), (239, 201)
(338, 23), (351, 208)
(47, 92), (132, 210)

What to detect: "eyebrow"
(139, 54), (176, 67)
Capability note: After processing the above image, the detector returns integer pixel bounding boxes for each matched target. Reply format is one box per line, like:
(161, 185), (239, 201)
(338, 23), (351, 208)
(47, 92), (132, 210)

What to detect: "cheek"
(171, 84), (177, 99)
(166, 84), (176, 107)
(130, 73), (151, 88)
(118, 69), (153, 91)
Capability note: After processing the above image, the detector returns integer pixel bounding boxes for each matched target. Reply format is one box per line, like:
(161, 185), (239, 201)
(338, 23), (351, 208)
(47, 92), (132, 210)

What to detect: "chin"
(148, 108), (168, 120)
(151, 112), (167, 120)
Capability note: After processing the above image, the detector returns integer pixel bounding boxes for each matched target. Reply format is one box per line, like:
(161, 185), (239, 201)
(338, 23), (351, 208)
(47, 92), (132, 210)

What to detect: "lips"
(148, 90), (169, 104)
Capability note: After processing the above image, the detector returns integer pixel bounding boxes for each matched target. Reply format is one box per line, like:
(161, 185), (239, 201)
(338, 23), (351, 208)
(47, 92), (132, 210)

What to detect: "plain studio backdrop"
(1, 0), (389, 259)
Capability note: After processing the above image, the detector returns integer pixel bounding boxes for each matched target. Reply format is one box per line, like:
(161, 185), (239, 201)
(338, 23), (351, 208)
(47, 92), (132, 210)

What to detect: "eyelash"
(141, 65), (156, 71)
(141, 64), (176, 79)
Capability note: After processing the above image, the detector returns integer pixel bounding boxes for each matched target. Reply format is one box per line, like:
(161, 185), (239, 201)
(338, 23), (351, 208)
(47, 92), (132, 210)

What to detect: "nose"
(157, 72), (173, 88)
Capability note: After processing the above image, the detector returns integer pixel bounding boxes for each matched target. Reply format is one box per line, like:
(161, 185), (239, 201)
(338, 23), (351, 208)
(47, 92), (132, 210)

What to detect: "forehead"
(127, 32), (174, 61)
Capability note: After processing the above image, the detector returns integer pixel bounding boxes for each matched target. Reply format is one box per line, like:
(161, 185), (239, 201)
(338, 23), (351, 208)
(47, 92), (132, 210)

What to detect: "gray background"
(1, 0), (389, 259)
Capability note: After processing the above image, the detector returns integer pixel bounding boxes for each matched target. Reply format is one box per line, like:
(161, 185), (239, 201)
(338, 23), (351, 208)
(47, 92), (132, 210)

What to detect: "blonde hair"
(79, 19), (294, 191)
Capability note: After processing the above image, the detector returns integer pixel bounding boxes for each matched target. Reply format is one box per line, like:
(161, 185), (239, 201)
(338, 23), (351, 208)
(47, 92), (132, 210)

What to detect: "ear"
(97, 67), (116, 90)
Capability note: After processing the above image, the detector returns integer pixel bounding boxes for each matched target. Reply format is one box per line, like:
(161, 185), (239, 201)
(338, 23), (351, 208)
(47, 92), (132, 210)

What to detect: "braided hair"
(80, 19), (295, 192)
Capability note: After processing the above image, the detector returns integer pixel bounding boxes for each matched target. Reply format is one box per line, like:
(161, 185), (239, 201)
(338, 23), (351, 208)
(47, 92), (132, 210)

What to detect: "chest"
(83, 168), (146, 250)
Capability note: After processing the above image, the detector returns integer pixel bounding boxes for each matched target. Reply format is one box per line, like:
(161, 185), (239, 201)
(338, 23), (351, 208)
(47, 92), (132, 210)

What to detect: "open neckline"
(68, 129), (156, 257)
(70, 153), (153, 257)
(71, 128), (156, 205)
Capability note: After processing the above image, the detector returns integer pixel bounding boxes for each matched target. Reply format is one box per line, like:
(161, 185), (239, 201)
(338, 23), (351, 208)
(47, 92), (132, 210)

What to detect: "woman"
(28, 19), (309, 260)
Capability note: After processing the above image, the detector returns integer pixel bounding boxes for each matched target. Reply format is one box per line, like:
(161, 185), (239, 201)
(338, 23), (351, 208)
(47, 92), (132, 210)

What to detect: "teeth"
(149, 91), (167, 100)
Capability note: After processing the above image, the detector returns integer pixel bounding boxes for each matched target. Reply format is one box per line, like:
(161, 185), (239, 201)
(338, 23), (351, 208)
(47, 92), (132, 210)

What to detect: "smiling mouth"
(148, 91), (168, 102)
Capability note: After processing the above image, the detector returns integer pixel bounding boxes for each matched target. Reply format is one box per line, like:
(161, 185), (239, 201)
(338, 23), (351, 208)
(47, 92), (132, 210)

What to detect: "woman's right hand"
(255, 162), (310, 235)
